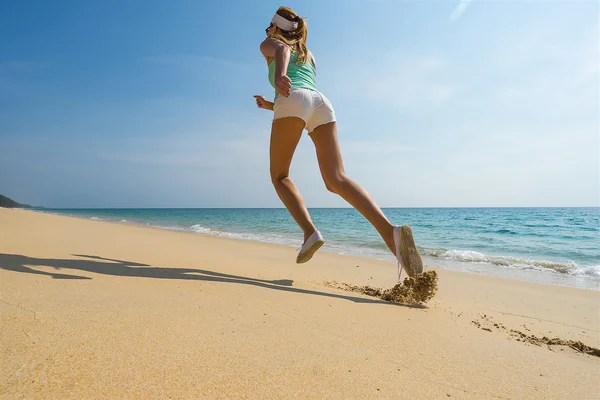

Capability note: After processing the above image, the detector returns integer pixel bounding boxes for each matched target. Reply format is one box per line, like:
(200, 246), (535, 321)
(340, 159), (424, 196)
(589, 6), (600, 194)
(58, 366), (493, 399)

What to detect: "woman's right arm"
(260, 38), (292, 98)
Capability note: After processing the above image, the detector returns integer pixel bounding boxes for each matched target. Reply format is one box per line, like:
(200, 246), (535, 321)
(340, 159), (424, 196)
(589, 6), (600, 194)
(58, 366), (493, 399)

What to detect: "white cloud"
(367, 54), (454, 109)
(450, 0), (474, 22)
(319, 13), (599, 207)
(329, 53), (454, 112)
(452, 19), (599, 121)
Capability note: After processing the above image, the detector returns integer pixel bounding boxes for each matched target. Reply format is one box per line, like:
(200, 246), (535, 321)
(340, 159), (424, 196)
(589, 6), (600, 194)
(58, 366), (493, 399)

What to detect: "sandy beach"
(1, 208), (598, 399)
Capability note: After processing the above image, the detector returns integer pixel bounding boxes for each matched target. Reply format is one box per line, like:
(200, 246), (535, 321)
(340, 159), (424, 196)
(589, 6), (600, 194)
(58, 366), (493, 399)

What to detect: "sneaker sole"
(296, 240), (324, 264)
(400, 225), (423, 277)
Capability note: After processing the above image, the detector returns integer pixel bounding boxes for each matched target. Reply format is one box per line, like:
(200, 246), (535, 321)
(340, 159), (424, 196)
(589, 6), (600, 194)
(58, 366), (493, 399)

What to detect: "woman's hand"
(253, 95), (274, 111)
(275, 75), (292, 98)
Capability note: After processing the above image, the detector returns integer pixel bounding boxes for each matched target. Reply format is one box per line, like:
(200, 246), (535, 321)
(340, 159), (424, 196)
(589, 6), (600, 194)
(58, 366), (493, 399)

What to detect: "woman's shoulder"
(260, 37), (288, 58)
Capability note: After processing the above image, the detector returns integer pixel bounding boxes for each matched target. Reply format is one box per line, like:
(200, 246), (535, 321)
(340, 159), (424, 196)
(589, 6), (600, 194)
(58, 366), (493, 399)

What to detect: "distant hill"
(0, 194), (32, 208)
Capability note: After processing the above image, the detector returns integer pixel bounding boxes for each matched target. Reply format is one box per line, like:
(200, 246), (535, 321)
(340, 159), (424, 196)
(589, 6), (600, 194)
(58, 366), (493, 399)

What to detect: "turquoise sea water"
(39, 207), (599, 290)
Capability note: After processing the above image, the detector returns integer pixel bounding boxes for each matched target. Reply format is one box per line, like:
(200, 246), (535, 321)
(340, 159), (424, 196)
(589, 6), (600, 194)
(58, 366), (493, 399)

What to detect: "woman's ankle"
(303, 228), (317, 242)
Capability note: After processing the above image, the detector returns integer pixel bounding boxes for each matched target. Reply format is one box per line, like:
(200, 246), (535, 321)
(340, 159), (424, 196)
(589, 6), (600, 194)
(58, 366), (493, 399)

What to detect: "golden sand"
(1, 209), (599, 399)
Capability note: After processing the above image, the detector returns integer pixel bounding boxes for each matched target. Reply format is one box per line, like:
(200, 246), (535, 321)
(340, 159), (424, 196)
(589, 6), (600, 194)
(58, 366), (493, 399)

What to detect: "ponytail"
(271, 7), (309, 64)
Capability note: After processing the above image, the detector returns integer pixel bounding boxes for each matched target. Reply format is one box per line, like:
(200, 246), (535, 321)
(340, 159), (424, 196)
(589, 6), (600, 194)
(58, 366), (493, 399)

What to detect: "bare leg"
(270, 117), (317, 242)
(309, 122), (396, 255)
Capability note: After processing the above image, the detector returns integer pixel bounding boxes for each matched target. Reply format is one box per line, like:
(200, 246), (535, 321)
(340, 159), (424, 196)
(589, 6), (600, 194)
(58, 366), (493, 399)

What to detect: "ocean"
(38, 207), (599, 290)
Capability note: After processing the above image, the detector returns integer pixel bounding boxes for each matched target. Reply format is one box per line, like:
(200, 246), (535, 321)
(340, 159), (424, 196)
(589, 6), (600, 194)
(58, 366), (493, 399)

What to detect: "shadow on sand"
(0, 253), (424, 308)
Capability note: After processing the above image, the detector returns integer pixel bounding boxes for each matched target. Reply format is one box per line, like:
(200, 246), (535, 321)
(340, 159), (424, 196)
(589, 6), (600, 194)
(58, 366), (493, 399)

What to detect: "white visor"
(271, 14), (298, 31)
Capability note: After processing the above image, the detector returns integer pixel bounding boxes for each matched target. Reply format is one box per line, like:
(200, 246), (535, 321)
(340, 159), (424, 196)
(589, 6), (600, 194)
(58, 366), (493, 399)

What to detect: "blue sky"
(1, 0), (598, 208)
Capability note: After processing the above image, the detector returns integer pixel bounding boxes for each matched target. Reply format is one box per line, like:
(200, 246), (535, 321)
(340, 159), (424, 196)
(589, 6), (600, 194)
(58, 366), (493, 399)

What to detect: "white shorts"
(273, 88), (336, 133)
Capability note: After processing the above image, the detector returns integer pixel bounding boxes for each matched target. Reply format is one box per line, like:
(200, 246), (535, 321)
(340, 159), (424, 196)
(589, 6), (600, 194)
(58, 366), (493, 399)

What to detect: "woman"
(253, 6), (423, 280)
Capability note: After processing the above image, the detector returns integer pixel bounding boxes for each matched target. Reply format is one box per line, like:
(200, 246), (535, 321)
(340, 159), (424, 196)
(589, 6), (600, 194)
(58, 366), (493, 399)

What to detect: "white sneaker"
(296, 231), (324, 264)
(393, 226), (405, 280)
(393, 225), (423, 279)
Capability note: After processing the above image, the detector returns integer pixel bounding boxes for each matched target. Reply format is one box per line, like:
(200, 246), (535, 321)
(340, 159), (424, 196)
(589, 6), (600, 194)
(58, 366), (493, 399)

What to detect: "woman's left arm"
(253, 95), (274, 111)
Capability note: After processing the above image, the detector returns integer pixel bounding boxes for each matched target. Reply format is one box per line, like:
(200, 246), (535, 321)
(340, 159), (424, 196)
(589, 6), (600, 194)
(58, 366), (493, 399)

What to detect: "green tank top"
(268, 51), (317, 99)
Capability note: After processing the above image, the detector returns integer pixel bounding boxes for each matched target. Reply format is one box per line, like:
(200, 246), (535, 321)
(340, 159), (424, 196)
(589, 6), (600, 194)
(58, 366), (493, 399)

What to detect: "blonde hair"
(271, 6), (309, 64)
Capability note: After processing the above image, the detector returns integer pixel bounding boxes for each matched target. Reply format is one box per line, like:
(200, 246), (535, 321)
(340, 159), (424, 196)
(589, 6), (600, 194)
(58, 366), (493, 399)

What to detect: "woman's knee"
(324, 173), (349, 194)
(271, 171), (288, 186)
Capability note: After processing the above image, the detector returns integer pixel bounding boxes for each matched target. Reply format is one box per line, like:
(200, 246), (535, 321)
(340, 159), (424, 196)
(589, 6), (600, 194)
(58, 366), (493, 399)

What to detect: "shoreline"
(31, 207), (600, 291)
